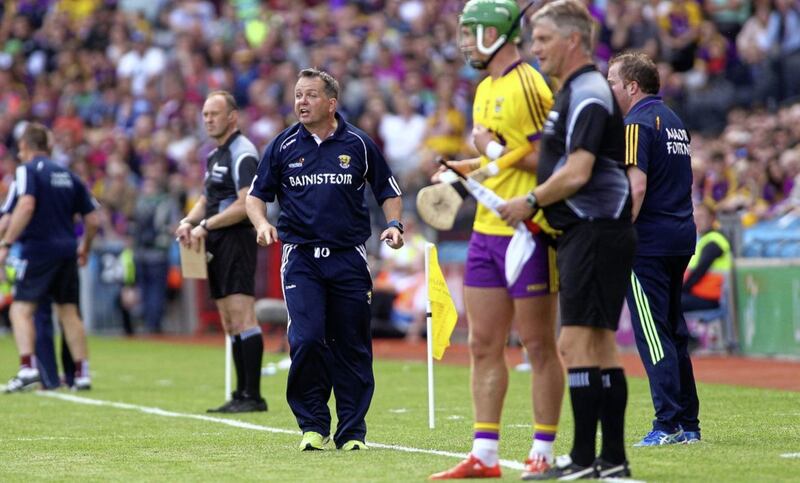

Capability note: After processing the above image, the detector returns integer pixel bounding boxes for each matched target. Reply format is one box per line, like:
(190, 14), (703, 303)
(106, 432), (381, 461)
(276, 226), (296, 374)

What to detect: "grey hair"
(530, 0), (595, 54)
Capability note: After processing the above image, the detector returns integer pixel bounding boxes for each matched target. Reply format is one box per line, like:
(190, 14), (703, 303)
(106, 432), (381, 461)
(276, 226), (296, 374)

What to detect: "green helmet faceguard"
(459, 0), (522, 69)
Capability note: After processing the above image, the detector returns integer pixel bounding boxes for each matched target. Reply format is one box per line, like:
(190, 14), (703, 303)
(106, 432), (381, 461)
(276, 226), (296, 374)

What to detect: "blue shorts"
(13, 256), (80, 304)
(464, 232), (557, 298)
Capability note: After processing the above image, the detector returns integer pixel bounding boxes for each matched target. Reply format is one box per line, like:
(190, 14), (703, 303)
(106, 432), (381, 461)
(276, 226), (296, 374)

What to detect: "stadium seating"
(741, 214), (800, 258)
(684, 274), (736, 353)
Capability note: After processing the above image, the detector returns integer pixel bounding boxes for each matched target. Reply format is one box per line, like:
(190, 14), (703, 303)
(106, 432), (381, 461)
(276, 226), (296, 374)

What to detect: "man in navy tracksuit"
(246, 68), (404, 451)
(608, 52), (701, 446)
(0, 185), (75, 390)
(0, 122), (98, 393)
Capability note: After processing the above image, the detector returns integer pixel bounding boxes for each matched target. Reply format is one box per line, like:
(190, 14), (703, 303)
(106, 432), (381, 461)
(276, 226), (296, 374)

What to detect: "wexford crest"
(338, 154), (351, 169)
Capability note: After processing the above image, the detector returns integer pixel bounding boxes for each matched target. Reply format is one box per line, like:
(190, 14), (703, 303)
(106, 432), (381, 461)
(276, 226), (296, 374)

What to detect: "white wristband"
(485, 140), (504, 160)
(485, 161), (500, 176)
(439, 170), (460, 184)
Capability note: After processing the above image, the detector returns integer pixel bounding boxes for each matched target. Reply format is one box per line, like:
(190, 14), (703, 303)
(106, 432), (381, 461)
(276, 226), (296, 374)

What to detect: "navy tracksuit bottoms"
(626, 255), (700, 433)
(281, 243), (374, 447)
(35, 300), (74, 389)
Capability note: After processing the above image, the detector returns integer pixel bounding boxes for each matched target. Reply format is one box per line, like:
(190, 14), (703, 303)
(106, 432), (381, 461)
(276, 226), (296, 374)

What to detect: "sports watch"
(386, 219), (404, 234)
(526, 192), (539, 210)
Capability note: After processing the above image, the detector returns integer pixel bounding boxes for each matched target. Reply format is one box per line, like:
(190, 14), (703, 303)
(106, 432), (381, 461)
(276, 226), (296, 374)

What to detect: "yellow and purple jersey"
(472, 61), (552, 236)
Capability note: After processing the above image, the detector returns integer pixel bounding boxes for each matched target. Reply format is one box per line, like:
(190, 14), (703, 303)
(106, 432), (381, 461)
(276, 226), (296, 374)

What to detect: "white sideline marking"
(781, 453), (800, 458)
(36, 391), (298, 435)
(8, 436), (85, 441)
(34, 391), (646, 481)
(35, 391), (522, 470)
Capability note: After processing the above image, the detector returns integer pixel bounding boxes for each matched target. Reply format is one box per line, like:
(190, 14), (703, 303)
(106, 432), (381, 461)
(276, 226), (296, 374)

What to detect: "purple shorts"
(464, 232), (557, 298)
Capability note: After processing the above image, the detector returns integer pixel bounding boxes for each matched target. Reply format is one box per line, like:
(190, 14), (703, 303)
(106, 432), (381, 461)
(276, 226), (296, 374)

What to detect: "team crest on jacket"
(495, 97), (504, 113)
(338, 154), (351, 169)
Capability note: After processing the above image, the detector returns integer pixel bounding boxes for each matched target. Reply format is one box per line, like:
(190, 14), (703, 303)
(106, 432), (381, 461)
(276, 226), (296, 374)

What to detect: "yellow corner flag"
(427, 244), (458, 360)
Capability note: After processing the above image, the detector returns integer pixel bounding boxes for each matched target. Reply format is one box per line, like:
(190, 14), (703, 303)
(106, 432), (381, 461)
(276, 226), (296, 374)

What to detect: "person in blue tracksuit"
(0, 122), (98, 393)
(608, 52), (701, 446)
(246, 68), (404, 451)
(0, 168), (75, 390)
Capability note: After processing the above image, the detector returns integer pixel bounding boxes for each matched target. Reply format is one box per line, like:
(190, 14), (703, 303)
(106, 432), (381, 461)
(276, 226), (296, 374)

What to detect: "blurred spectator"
(130, 163), (181, 333)
(418, 94), (467, 178)
(716, 157), (769, 226)
(372, 217), (427, 341)
(116, 31), (166, 97)
(705, 0), (751, 41)
(702, 149), (737, 206)
(94, 155), (139, 235)
(609, 0), (660, 61)
(658, 0), (703, 72)
(379, 90), (427, 187)
(737, 0), (774, 104)
(763, 0), (800, 101)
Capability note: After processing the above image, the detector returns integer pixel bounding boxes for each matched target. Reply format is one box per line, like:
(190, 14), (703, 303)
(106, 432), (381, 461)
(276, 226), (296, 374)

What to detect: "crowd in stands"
(0, 0), (798, 333)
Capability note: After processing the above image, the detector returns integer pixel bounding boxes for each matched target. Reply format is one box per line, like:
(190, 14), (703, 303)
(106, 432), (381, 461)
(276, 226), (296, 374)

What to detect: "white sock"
(530, 438), (554, 463)
(472, 438), (499, 466)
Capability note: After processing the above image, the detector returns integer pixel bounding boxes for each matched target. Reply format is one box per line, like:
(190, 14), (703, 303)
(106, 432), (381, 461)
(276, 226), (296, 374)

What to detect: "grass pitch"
(0, 335), (798, 482)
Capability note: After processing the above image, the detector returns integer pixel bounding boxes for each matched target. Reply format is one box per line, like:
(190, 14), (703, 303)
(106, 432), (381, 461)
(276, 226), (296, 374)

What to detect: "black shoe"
(594, 458), (631, 478)
(522, 455), (596, 480)
(228, 397), (268, 413)
(206, 398), (242, 413)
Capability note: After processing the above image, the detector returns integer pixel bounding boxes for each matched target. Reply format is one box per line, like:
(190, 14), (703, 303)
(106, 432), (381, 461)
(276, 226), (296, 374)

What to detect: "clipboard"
(179, 239), (209, 279)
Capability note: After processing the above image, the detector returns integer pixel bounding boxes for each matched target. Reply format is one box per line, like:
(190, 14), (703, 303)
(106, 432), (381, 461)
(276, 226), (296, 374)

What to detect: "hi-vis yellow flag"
(428, 244), (458, 360)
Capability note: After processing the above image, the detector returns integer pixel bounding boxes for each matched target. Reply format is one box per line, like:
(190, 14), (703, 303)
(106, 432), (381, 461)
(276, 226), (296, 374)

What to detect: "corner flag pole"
(225, 335), (232, 401)
(425, 243), (435, 429)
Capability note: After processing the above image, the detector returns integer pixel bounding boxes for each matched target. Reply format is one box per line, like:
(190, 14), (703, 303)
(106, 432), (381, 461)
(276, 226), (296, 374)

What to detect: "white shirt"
(379, 113), (427, 175)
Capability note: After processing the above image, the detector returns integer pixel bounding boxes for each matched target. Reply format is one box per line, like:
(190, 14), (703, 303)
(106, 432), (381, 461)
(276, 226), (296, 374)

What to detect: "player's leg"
(595, 329), (631, 477)
(53, 302), (90, 389)
(209, 228), (264, 412)
(552, 225), (602, 473)
(6, 256), (58, 392)
(466, 234), (515, 473)
(218, 293), (265, 411)
(327, 246), (374, 449)
(531, 222), (633, 480)
(51, 257), (90, 389)
(431, 233), (511, 479)
(211, 304), (247, 411)
(53, 303), (87, 362)
(628, 256), (683, 444)
(557, 325), (602, 474)
(60, 321), (76, 388)
(592, 224), (636, 478)
(512, 240), (562, 475)
(283, 245), (333, 447)
(5, 301), (40, 391)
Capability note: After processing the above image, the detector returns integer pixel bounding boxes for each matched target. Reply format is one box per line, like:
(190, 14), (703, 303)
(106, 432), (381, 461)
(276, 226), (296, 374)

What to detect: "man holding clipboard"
(175, 90), (266, 413)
